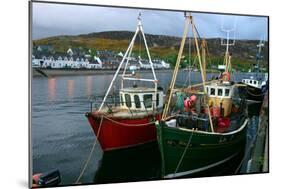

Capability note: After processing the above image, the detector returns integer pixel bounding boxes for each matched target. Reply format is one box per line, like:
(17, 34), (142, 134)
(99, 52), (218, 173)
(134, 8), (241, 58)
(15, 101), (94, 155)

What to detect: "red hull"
(86, 113), (161, 151)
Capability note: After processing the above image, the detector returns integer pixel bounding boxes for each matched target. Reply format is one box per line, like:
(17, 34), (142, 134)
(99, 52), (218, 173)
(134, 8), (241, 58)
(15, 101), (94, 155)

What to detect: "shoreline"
(32, 68), (173, 77)
(32, 68), (261, 77)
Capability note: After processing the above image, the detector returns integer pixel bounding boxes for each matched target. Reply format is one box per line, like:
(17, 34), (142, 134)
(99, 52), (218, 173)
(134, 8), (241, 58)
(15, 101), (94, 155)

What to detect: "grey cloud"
(32, 2), (268, 40)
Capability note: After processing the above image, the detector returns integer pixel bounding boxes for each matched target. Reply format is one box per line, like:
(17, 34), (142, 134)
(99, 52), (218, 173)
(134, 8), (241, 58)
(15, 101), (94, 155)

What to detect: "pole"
(202, 39), (207, 83)
(162, 15), (190, 120)
(121, 41), (134, 89)
(140, 23), (158, 110)
(192, 19), (214, 132)
(98, 27), (139, 111)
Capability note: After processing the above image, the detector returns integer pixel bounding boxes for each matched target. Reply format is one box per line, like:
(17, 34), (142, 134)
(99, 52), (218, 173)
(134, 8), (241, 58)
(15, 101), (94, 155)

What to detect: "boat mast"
(138, 13), (158, 110)
(256, 39), (264, 73)
(99, 13), (158, 111)
(201, 39), (207, 83)
(221, 17), (236, 74)
(162, 13), (214, 132)
(162, 13), (191, 119)
(191, 17), (214, 132)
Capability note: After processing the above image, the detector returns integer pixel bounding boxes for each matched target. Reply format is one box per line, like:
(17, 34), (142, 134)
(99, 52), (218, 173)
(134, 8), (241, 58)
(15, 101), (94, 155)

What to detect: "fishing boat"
(238, 40), (268, 102)
(85, 14), (164, 152)
(156, 13), (248, 178)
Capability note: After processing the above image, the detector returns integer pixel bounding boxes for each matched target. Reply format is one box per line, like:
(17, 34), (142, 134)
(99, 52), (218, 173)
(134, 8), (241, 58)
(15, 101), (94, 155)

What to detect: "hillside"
(33, 31), (269, 71)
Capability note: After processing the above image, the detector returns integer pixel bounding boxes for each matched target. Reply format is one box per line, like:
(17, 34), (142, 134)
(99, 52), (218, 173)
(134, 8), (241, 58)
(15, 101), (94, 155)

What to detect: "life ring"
(221, 72), (231, 81)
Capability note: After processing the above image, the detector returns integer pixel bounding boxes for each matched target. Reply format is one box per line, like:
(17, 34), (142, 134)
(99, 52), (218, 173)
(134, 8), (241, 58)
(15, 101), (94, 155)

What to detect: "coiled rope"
(75, 116), (104, 184)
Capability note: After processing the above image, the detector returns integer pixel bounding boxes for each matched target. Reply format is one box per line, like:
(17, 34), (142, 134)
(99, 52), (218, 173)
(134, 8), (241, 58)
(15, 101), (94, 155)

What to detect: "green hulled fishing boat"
(156, 13), (248, 178)
(157, 117), (248, 178)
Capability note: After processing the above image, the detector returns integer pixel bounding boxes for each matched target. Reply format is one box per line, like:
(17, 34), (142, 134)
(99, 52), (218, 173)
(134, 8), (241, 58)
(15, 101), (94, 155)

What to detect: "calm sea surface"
(31, 71), (264, 185)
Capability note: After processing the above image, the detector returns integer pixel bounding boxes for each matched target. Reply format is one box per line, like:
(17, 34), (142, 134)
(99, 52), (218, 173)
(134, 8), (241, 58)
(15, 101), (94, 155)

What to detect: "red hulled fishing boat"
(85, 14), (164, 151)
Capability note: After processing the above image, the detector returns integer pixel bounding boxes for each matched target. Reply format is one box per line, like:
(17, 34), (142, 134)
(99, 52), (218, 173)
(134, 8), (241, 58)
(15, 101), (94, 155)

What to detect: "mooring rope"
(75, 116), (104, 184)
(173, 128), (195, 177)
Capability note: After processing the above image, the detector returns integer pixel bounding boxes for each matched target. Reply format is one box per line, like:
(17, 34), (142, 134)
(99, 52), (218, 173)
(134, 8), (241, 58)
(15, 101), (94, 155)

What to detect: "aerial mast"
(221, 17), (236, 74)
(256, 38), (265, 71)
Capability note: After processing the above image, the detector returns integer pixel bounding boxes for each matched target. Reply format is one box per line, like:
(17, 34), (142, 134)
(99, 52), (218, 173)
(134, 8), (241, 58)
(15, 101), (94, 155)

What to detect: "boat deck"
(167, 111), (247, 134)
(92, 107), (160, 119)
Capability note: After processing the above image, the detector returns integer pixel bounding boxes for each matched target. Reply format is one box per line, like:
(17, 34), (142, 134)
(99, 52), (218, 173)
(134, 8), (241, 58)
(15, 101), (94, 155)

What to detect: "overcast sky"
(32, 2), (268, 41)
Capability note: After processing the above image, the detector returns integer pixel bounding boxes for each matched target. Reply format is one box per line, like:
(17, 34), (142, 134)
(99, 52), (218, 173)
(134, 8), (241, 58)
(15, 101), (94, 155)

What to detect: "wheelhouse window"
(210, 88), (216, 95)
(143, 94), (153, 108)
(253, 80), (257, 85)
(125, 94), (132, 108)
(250, 80), (252, 84)
(134, 95), (141, 108)
(225, 89), (230, 96)
(218, 88), (223, 96)
(156, 93), (159, 106)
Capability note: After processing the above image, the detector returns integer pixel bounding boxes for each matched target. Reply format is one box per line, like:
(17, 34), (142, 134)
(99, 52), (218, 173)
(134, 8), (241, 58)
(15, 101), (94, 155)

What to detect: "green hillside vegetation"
(33, 32), (268, 72)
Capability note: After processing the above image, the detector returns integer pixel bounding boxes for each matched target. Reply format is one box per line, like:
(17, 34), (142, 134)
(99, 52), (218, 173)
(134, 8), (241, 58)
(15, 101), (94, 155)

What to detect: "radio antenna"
(256, 36), (265, 70)
(220, 16), (237, 72)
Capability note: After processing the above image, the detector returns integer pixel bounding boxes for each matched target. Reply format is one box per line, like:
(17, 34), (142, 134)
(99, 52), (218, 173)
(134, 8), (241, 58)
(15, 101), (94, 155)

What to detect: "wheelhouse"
(242, 79), (260, 89)
(119, 87), (164, 111)
(205, 82), (234, 117)
(205, 83), (233, 98)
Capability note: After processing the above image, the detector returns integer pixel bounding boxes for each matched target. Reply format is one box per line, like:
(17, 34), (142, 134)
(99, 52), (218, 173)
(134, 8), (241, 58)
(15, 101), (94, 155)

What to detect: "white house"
(93, 56), (102, 68)
(67, 48), (73, 57)
(118, 52), (124, 57)
(32, 55), (40, 67)
(56, 56), (65, 68)
(138, 60), (151, 69)
(161, 60), (170, 69)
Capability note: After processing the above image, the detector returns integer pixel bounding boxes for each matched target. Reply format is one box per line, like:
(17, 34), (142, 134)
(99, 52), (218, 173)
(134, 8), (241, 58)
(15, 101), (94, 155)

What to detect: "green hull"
(156, 119), (248, 178)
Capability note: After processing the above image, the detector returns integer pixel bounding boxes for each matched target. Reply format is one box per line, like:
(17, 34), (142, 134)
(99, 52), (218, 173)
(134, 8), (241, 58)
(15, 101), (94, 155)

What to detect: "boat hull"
(86, 112), (160, 151)
(238, 83), (264, 102)
(156, 119), (248, 178)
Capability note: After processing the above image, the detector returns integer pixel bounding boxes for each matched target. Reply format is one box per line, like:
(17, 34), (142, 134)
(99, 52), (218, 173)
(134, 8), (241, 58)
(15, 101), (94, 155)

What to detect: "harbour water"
(31, 71), (265, 185)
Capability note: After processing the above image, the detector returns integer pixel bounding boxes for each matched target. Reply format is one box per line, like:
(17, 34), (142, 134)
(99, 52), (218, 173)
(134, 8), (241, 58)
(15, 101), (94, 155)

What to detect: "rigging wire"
(188, 37), (191, 87)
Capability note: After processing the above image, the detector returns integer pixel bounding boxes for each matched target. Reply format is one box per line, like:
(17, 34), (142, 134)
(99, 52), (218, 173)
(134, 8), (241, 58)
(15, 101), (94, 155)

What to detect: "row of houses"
(138, 59), (170, 69)
(32, 53), (171, 70)
(32, 55), (102, 69)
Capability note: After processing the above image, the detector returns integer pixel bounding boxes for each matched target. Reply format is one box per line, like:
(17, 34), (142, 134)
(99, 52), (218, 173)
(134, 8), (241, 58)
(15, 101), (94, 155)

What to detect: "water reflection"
(86, 76), (92, 97)
(67, 79), (74, 98)
(94, 142), (161, 184)
(48, 78), (56, 101)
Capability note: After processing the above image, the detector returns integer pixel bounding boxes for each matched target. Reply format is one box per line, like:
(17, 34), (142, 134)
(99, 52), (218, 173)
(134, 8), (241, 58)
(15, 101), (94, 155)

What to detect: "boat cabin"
(205, 82), (234, 117)
(119, 87), (164, 111)
(242, 78), (261, 89)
